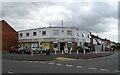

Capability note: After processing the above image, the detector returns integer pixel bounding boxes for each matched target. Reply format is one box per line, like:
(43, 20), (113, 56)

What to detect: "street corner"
(55, 57), (77, 61)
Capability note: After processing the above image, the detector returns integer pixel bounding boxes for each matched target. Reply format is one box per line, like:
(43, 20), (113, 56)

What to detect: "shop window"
(26, 33), (29, 37)
(33, 32), (37, 36)
(54, 43), (58, 48)
(67, 30), (72, 35)
(42, 31), (46, 36)
(20, 33), (23, 38)
(54, 30), (59, 35)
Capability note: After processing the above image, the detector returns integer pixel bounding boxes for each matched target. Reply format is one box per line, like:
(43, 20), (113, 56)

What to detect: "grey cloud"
(1, 2), (118, 42)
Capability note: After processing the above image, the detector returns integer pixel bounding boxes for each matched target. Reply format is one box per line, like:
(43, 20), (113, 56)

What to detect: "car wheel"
(21, 51), (24, 54)
(9, 51), (12, 53)
(16, 52), (19, 54)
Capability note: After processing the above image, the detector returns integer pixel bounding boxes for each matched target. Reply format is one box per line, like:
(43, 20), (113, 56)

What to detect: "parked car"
(36, 47), (46, 54)
(84, 46), (91, 53)
(77, 46), (91, 53)
(9, 46), (20, 53)
(25, 46), (38, 54)
(15, 47), (26, 54)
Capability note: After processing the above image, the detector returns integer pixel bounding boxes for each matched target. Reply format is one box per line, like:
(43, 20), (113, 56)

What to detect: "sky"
(0, 0), (119, 42)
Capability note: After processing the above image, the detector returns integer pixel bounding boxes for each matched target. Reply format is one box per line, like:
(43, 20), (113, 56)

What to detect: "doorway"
(60, 42), (65, 52)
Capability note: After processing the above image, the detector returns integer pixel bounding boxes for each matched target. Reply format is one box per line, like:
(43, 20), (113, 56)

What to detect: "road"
(2, 52), (120, 74)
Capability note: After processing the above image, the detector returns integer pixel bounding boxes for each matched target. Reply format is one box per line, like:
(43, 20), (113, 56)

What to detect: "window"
(26, 33), (29, 37)
(67, 30), (72, 35)
(33, 32), (37, 36)
(54, 30), (59, 35)
(42, 31), (46, 35)
(20, 33), (23, 37)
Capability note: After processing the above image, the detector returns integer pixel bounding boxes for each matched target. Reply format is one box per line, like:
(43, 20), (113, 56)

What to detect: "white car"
(25, 46), (38, 54)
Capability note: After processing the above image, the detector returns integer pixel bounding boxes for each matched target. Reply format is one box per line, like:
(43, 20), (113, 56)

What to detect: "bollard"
(69, 50), (71, 54)
(84, 49), (85, 54)
(31, 51), (33, 55)
(77, 50), (79, 54)
(55, 50), (57, 54)
(62, 50), (64, 54)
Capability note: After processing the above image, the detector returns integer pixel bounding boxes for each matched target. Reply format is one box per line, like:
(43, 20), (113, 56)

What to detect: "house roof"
(0, 20), (17, 33)
(17, 26), (78, 32)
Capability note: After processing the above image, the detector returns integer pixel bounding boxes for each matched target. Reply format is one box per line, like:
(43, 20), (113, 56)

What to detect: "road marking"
(48, 63), (54, 65)
(56, 64), (62, 66)
(99, 69), (109, 71)
(66, 65), (73, 67)
(88, 67), (97, 70)
(76, 66), (83, 68)
(8, 71), (14, 74)
(114, 70), (120, 72)
(40, 62), (46, 64)
(28, 61), (33, 62)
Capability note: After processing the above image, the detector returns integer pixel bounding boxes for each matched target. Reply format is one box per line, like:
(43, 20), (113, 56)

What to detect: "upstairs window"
(26, 33), (29, 37)
(33, 32), (37, 36)
(42, 31), (46, 36)
(54, 30), (59, 35)
(67, 30), (72, 36)
(20, 33), (23, 38)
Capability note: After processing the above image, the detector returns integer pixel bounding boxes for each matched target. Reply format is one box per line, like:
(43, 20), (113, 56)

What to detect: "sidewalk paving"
(2, 51), (114, 61)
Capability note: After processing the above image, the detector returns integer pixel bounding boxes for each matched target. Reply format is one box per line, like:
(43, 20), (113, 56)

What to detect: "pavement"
(2, 51), (114, 61)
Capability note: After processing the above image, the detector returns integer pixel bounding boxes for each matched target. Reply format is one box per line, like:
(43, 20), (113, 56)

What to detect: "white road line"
(28, 61), (33, 62)
(48, 63), (54, 65)
(40, 62), (46, 64)
(56, 64), (62, 66)
(8, 71), (14, 74)
(76, 66), (83, 68)
(114, 70), (120, 72)
(66, 65), (73, 67)
(99, 69), (109, 71)
(88, 67), (97, 70)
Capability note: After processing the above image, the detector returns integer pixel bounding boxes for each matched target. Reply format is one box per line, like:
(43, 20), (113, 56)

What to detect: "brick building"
(0, 20), (18, 51)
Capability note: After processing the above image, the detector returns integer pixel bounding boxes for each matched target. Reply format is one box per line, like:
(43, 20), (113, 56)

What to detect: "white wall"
(18, 27), (78, 40)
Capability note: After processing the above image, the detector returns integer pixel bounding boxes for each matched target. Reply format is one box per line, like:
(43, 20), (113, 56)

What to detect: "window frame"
(26, 33), (29, 37)
(42, 31), (46, 36)
(67, 30), (72, 36)
(20, 33), (23, 38)
(33, 32), (37, 36)
(54, 30), (59, 35)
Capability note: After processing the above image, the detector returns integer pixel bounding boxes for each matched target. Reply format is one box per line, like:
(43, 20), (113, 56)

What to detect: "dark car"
(9, 46), (20, 53)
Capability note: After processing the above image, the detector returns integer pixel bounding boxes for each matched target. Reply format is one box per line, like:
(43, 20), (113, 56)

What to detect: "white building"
(18, 27), (79, 52)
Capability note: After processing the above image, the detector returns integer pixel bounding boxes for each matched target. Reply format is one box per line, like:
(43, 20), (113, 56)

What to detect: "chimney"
(62, 20), (63, 27)
(50, 22), (51, 27)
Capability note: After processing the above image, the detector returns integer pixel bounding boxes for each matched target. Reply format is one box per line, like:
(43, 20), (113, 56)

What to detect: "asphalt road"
(2, 52), (120, 74)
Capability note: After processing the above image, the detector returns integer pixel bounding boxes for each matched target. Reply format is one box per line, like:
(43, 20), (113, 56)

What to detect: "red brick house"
(0, 20), (18, 51)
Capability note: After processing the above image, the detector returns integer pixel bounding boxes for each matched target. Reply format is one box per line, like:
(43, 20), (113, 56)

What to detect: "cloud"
(1, 1), (118, 42)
